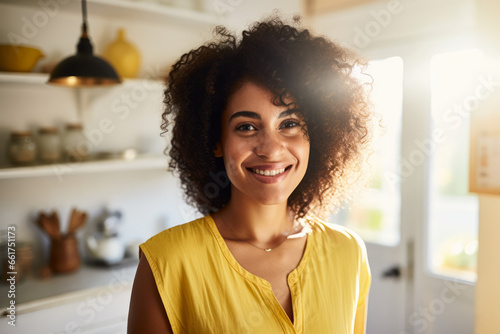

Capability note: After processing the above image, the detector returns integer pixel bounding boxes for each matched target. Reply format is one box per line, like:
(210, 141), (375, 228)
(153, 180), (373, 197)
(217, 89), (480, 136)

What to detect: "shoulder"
(144, 216), (209, 246)
(140, 215), (212, 264)
(308, 217), (368, 260)
(308, 218), (371, 288)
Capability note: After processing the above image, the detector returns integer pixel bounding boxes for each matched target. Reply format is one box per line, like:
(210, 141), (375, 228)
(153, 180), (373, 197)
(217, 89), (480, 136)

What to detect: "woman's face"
(216, 81), (310, 206)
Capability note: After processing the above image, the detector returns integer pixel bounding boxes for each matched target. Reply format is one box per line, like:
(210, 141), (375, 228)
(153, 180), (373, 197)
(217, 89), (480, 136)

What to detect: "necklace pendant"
(264, 248), (272, 252)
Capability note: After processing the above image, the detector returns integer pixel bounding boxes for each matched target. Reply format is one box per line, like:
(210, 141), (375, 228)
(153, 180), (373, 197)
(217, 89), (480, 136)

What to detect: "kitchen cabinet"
(0, 0), (219, 331)
(0, 261), (137, 332)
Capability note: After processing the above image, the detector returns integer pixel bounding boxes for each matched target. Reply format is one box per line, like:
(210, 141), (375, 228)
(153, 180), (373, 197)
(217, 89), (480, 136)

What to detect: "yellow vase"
(104, 29), (141, 78)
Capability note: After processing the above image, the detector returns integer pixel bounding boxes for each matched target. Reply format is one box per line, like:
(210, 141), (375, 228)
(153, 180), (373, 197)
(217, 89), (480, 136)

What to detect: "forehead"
(224, 81), (296, 117)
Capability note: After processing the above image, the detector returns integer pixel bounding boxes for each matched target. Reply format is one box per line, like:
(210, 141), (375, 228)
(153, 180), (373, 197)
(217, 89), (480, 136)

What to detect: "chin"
(248, 190), (291, 206)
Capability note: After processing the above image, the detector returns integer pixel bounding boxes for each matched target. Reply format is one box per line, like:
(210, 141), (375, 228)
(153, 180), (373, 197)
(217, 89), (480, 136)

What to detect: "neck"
(218, 190), (294, 244)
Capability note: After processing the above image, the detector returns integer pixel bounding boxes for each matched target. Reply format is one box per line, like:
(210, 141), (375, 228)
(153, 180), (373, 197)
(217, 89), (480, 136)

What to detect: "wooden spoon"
(68, 208), (87, 235)
(37, 212), (59, 239)
(50, 211), (61, 239)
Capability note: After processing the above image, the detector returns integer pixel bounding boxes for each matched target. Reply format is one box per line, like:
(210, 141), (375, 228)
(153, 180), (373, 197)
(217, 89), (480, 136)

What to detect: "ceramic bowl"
(0, 44), (44, 72)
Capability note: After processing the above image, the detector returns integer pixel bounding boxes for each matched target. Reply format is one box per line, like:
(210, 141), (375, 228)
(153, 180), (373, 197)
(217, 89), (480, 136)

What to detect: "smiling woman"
(128, 15), (375, 334)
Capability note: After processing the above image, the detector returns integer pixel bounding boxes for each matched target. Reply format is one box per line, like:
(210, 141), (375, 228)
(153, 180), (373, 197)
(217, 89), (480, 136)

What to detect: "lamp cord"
(81, 0), (88, 36)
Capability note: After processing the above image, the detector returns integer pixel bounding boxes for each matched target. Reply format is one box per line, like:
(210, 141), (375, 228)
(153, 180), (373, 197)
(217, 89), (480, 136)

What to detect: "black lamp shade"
(48, 52), (121, 86)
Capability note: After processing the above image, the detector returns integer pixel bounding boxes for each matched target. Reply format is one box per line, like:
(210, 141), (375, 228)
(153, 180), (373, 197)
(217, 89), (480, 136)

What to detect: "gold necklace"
(219, 213), (295, 252)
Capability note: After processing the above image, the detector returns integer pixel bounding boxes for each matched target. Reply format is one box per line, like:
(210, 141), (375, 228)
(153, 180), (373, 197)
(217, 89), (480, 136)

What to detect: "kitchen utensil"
(37, 211), (60, 239)
(50, 235), (80, 273)
(68, 208), (87, 233)
(36, 208), (87, 273)
(86, 210), (125, 265)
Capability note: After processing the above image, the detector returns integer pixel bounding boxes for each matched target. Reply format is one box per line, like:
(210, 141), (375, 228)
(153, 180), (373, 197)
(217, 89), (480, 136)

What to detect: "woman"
(128, 16), (373, 334)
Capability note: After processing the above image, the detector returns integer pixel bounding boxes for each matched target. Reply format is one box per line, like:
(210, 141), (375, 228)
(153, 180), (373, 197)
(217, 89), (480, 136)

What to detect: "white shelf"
(0, 72), (164, 88)
(0, 155), (168, 180)
(0, 72), (48, 84)
(0, 0), (221, 26)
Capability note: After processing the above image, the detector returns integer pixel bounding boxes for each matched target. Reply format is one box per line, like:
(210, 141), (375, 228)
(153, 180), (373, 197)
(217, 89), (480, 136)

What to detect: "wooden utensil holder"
(49, 235), (80, 273)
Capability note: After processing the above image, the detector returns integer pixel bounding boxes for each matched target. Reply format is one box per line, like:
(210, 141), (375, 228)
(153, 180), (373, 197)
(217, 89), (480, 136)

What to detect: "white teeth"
(251, 167), (286, 176)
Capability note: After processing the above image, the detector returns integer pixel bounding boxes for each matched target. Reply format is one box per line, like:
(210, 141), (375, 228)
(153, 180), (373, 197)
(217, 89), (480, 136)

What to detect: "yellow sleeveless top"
(140, 215), (370, 334)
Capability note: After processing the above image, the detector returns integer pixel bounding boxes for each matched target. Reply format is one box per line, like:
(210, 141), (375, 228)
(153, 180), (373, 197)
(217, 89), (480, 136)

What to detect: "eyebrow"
(228, 109), (299, 122)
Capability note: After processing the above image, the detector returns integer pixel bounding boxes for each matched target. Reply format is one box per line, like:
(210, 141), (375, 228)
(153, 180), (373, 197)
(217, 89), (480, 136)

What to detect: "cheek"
(291, 136), (310, 164)
(221, 140), (249, 175)
(224, 159), (240, 176)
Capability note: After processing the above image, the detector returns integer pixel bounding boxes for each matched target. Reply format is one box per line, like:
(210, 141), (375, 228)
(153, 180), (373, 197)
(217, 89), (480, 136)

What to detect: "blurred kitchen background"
(0, 0), (499, 333)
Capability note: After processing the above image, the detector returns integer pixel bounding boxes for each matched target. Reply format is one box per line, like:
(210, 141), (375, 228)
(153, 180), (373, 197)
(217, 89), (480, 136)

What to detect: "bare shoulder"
(127, 252), (173, 334)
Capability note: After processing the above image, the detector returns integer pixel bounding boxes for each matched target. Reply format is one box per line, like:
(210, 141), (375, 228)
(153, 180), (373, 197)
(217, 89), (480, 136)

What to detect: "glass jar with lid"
(38, 127), (61, 163)
(6, 131), (36, 166)
(63, 123), (89, 162)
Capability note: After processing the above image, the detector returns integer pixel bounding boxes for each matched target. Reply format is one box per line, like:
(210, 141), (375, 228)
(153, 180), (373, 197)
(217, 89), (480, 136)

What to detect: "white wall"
(310, 0), (476, 51)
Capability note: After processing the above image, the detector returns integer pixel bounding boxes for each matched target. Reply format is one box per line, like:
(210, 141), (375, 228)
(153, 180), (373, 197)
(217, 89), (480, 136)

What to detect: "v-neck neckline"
(205, 214), (314, 328)
(205, 214), (313, 283)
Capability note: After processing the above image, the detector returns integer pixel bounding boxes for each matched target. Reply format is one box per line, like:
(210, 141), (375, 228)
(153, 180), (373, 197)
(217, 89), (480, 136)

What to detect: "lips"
(246, 165), (292, 179)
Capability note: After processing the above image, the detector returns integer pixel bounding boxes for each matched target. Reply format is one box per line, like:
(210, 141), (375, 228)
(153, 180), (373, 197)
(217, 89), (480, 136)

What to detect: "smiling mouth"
(248, 165), (292, 176)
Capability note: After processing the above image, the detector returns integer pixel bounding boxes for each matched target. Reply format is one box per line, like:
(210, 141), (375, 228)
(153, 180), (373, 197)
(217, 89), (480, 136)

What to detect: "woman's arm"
(127, 252), (173, 334)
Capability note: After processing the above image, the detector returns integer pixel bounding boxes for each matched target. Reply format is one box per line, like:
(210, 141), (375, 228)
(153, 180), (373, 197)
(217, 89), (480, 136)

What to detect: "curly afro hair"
(161, 15), (374, 220)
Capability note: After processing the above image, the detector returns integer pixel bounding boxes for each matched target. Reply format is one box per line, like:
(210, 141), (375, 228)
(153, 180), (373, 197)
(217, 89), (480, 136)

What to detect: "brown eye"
(236, 123), (257, 131)
(280, 120), (301, 129)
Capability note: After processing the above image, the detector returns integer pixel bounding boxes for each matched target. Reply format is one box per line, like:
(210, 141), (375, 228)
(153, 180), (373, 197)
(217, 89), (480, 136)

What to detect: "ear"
(213, 142), (223, 158)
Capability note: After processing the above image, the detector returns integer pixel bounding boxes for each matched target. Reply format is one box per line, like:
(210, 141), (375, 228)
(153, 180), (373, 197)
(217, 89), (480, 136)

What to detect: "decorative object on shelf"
(94, 148), (138, 161)
(38, 127), (61, 163)
(36, 208), (87, 273)
(2, 243), (34, 282)
(0, 45), (45, 72)
(16, 243), (34, 281)
(86, 210), (126, 265)
(6, 131), (36, 166)
(63, 123), (88, 162)
(104, 28), (141, 78)
(47, 0), (121, 87)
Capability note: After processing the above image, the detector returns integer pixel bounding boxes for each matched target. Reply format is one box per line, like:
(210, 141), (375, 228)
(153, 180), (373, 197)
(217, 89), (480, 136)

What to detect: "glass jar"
(6, 131), (36, 166)
(63, 123), (89, 162)
(38, 127), (61, 163)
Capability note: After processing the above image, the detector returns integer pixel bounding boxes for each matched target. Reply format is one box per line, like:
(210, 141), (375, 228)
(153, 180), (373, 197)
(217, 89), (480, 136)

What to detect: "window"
(329, 56), (403, 246)
(427, 49), (483, 282)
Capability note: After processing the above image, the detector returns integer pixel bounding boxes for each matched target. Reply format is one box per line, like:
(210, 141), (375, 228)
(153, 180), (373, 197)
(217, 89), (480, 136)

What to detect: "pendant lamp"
(48, 0), (121, 86)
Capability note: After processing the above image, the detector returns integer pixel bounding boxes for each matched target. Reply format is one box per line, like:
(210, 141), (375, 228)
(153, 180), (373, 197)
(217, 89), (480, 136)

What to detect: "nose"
(254, 130), (285, 159)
